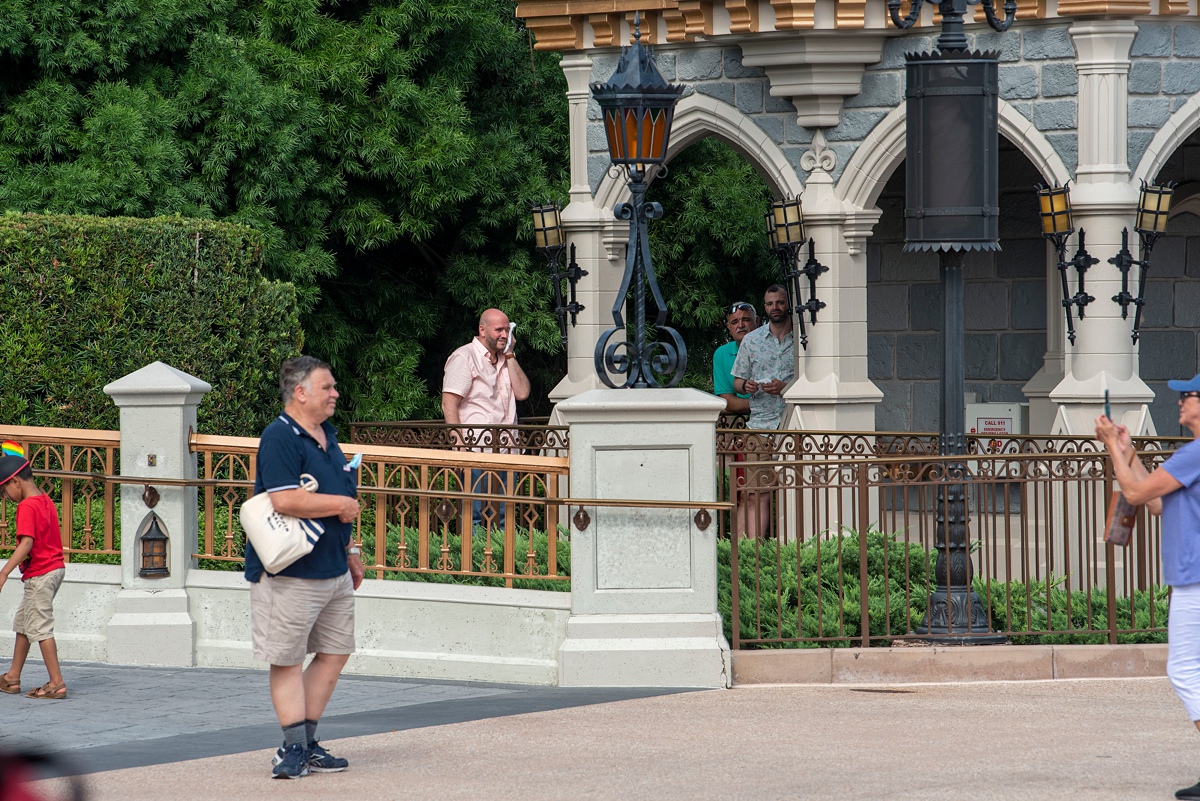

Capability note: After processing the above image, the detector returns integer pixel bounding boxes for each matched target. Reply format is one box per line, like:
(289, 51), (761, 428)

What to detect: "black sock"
(282, 721), (306, 749)
(305, 719), (318, 746)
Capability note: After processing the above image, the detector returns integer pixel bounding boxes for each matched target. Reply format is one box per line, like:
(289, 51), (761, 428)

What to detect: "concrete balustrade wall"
(0, 565), (571, 685)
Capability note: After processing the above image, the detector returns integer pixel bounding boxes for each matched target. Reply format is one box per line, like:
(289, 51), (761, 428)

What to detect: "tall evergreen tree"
(0, 0), (568, 419)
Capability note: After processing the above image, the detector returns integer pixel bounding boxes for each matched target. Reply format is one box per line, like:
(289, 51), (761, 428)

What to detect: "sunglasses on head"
(727, 302), (754, 316)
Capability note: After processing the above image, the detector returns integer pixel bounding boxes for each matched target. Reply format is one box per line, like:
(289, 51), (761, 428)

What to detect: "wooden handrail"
(190, 432), (569, 472)
(0, 425), (119, 445)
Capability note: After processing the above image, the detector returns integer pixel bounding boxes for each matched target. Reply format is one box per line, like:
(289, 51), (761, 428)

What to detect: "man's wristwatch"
(347, 546), (361, 556)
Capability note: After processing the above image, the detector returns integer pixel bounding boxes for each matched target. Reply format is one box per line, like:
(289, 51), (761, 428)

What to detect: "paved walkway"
(4, 662), (1200, 800)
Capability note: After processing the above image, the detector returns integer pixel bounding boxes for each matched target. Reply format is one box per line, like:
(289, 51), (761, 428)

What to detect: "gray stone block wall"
(582, 22), (1200, 196)
(586, 46), (802, 192)
(864, 27), (1082, 177)
(1145, 127), (1200, 433)
(577, 24), (1200, 435)
(1127, 206), (1200, 435)
(1129, 24), (1200, 170)
(867, 144), (1048, 432)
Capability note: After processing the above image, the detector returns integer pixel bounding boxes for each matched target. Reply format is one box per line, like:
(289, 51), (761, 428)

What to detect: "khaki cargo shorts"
(13, 567), (65, 643)
(250, 572), (355, 666)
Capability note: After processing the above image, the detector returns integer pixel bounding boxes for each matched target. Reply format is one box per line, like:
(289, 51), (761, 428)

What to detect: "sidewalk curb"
(732, 643), (1168, 684)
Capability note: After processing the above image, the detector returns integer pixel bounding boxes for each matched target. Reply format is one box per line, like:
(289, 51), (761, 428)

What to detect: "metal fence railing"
(727, 441), (1178, 648)
(0, 425), (121, 562)
(349, 421), (569, 458)
(0, 422), (1182, 647)
(191, 433), (572, 588)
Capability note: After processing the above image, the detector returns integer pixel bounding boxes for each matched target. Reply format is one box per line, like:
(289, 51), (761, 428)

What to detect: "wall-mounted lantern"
(766, 195), (827, 350)
(532, 202), (587, 349)
(137, 515), (169, 578)
(1037, 180), (1175, 345)
(1108, 181), (1175, 343)
(137, 484), (168, 579)
(1036, 182), (1098, 346)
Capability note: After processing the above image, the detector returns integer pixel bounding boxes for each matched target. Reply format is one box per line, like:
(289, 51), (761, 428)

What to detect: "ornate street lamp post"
(589, 16), (687, 388)
(890, 0), (1015, 642)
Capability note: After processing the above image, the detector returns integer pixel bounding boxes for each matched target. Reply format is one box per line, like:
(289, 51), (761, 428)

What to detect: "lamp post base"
(915, 588), (1007, 645)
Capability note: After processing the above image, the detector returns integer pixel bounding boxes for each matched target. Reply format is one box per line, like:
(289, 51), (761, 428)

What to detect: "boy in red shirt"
(0, 443), (66, 699)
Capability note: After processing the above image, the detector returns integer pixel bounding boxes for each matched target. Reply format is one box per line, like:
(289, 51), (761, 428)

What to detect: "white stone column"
(555, 389), (730, 687)
(1050, 22), (1155, 435)
(783, 132), (883, 430)
(1022, 240), (1067, 434)
(102, 362), (210, 665)
(550, 53), (623, 403)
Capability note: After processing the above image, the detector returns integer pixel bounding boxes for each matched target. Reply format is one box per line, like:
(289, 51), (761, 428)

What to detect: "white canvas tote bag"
(239, 473), (324, 574)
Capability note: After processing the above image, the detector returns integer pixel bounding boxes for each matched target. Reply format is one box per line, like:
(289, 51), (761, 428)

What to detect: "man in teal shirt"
(712, 302), (757, 414)
(714, 301), (758, 538)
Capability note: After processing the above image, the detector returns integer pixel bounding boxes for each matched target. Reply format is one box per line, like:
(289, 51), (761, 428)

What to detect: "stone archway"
(593, 92), (806, 213)
(837, 101), (1073, 212)
(1131, 93), (1200, 187)
(838, 100), (1071, 433)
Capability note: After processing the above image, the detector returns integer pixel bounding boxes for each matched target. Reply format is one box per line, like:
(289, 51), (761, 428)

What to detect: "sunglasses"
(1181, 391), (1200, 401)
(726, 302), (754, 316)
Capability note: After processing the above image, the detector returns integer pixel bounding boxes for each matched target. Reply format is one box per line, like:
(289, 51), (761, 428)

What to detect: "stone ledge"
(732, 643), (1167, 684)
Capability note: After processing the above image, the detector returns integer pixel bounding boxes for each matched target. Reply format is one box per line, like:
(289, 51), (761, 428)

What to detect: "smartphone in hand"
(1104, 389), (1112, 421)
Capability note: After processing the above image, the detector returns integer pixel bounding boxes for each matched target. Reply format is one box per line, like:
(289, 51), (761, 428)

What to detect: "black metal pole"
(594, 169), (687, 388)
(916, 251), (1005, 642)
(631, 179), (649, 388)
(549, 247), (568, 349)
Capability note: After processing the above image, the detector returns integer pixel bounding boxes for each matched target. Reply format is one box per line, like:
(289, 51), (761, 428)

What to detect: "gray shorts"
(13, 568), (65, 643)
(250, 572), (355, 666)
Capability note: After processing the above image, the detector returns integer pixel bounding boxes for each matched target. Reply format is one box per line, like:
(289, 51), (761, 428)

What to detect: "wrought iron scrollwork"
(888, 0), (1016, 50)
(594, 174), (687, 388)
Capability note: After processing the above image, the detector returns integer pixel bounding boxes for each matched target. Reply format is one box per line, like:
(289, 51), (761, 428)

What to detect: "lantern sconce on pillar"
(137, 484), (168, 579)
(766, 195), (828, 350)
(1036, 182), (1099, 346)
(532, 203), (588, 350)
(1108, 181), (1175, 343)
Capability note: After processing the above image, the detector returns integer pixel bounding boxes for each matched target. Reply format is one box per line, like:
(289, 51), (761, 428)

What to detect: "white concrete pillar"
(1050, 21), (1155, 435)
(1022, 240), (1067, 434)
(550, 54), (624, 403)
(783, 132), (883, 430)
(102, 361), (210, 665)
(555, 389), (730, 687)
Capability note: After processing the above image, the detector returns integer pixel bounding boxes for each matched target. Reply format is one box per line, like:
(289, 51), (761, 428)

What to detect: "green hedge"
(720, 531), (1169, 647)
(0, 212), (301, 435)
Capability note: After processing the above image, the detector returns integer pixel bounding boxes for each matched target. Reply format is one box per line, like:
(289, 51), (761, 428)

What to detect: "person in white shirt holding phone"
(730, 285), (795, 537)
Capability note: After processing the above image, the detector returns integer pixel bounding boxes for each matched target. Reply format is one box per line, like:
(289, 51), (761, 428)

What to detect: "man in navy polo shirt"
(246, 356), (364, 779)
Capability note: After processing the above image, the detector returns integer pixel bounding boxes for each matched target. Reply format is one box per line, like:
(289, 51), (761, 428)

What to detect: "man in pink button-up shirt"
(442, 309), (531, 528)
(442, 308), (531, 430)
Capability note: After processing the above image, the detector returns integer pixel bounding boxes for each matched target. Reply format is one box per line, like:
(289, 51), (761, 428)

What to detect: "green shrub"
(718, 529), (1169, 648)
(0, 212), (301, 436)
(719, 529), (934, 647)
(987, 575), (1169, 645)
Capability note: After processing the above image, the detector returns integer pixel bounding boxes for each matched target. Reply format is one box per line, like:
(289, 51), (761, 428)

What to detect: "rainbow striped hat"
(0, 441), (29, 486)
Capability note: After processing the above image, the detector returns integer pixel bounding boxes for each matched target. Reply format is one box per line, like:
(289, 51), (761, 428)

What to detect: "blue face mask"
(346, 452), (362, 470)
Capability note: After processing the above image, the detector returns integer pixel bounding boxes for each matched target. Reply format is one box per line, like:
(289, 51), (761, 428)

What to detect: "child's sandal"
(0, 674), (19, 694)
(24, 682), (66, 700)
